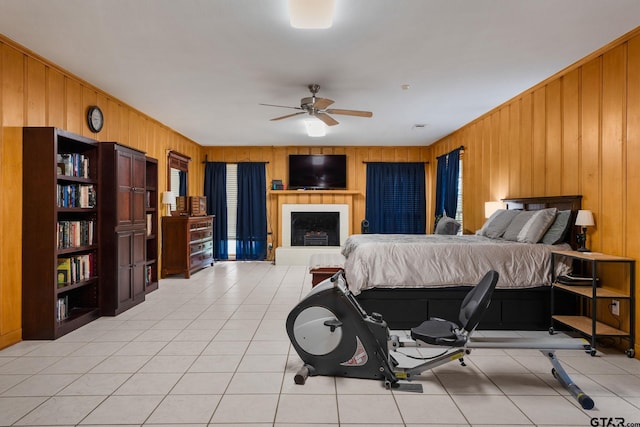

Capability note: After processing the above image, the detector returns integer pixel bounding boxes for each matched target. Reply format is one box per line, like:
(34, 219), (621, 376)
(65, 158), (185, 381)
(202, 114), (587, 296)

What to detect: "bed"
(346, 195), (582, 330)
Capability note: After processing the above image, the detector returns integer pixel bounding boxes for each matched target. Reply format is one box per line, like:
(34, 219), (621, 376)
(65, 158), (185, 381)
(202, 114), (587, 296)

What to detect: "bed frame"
(355, 195), (582, 330)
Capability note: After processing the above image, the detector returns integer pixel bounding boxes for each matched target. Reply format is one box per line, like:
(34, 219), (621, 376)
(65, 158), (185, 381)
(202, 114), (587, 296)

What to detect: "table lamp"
(484, 201), (504, 218)
(161, 191), (176, 217)
(575, 210), (595, 252)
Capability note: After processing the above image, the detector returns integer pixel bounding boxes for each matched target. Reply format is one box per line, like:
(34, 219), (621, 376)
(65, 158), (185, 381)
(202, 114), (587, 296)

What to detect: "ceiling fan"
(260, 84), (373, 126)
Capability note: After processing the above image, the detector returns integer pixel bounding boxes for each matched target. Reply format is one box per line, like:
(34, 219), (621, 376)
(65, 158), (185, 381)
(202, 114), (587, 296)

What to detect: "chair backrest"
(458, 270), (499, 333)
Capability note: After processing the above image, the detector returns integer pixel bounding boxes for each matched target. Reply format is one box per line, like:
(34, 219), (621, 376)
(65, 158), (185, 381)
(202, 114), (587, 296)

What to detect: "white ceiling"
(1, 0), (639, 147)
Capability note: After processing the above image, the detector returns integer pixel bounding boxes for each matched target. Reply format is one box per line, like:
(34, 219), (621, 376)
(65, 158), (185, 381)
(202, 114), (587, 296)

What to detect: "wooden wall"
(0, 33), (430, 350)
(429, 28), (640, 355)
(3, 24), (640, 354)
(200, 145), (432, 256)
(0, 35), (203, 349)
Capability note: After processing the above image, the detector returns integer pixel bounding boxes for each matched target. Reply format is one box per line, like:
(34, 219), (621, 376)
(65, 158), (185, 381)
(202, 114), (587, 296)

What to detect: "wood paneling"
(0, 126), (23, 343)
(546, 79), (562, 196)
(520, 93), (533, 197)
(26, 57), (46, 125)
(1, 45), (24, 345)
(532, 87), (547, 196)
(3, 25), (640, 354)
(47, 68), (65, 128)
(430, 28), (640, 356)
(562, 69), (580, 195)
(201, 145), (430, 255)
(508, 101), (521, 197)
(581, 57), (602, 249)
(601, 45), (626, 256)
(0, 35), (202, 349)
(627, 36), (640, 260)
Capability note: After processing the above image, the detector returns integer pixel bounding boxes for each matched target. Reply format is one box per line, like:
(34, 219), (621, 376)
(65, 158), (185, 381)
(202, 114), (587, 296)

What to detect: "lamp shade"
(484, 201), (504, 218)
(575, 210), (595, 227)
(161, 191), (176, 205)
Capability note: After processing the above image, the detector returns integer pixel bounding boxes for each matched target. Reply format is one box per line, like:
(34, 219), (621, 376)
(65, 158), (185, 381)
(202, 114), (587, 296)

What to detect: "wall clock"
(87, 106), (104, 133)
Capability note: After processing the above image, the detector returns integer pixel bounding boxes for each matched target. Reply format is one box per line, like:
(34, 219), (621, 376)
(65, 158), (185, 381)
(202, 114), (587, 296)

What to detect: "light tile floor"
(1, 261), (639, 426)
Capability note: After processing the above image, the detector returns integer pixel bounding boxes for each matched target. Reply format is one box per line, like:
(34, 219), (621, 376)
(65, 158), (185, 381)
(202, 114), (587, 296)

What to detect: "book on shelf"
(56, 254), (95, 285)
(56, 184), (96, 208)
(56, 153), (89, 178)
(57, 220), (95, 249)
(147, 214), (153, 236)
(57, 258), (71, 286)
(56, 295), (69, 321)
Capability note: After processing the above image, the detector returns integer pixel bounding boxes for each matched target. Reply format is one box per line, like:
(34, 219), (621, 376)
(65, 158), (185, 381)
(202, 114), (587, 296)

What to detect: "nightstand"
(550, 250), (635, 357)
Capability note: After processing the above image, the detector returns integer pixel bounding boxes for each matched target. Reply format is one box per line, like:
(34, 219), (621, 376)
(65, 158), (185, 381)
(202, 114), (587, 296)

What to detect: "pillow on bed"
(502, 210), (536, 241)
(517, 208), (558, 243)
(476, 209), (520, 239)
(435, 214), (461, 235)
(541, 210), (572, 245)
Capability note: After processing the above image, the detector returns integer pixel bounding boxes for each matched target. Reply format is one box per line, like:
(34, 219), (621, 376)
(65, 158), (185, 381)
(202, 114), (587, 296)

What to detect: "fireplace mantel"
(282, 204), (349, 247)
(270, 190), (360, 252)
(268, 190), (360, 196)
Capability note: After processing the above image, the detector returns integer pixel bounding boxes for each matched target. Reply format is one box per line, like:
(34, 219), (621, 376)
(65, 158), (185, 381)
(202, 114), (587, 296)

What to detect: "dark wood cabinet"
(114, 147), (146, 227)
(22, 127), (100, 339)
(117, 230), (147, 305)
(162, 216), (214, 278)
(100, 143), (147, 315)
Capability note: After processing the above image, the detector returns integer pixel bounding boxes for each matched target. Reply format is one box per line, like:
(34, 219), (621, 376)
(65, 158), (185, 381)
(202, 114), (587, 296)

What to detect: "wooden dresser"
(161, 215), (214, 278)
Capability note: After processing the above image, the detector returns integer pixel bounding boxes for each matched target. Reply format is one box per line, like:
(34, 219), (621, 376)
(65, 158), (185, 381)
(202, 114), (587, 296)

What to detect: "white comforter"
(341, 234), (571, 295)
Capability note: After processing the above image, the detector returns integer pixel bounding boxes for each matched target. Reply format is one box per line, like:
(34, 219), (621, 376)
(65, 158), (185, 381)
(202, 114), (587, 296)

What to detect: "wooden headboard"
(502, 195), (582, 249)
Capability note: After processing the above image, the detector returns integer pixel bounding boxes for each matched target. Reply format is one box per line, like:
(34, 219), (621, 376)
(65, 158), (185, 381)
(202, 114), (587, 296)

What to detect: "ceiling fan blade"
(270, 111), (306, 121)
(325, 108), (373, 118)
(315, 112), (339, 126)
(259, 103), (303, 110)
(313, 98), (335, 109)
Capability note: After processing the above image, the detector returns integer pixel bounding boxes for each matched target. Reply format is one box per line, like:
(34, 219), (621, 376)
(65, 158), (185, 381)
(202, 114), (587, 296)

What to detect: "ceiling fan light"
(289, 0), (335, 29)
(304, 119), (326, 137)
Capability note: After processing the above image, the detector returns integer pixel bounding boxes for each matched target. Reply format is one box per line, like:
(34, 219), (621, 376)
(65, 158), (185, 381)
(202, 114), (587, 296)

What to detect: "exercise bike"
(286, 270), (595, 410)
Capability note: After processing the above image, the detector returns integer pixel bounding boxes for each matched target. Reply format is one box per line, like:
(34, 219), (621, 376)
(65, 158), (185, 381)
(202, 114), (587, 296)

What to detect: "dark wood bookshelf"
(145, 156), (159, 293)
(22, 127), (101, 340)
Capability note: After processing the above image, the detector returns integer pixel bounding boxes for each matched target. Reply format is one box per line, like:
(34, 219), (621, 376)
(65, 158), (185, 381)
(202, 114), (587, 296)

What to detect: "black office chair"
(411, 270), (499, 347)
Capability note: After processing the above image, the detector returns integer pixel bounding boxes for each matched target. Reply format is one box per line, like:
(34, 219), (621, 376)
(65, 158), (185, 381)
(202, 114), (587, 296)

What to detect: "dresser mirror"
(167, 151), (190, 210)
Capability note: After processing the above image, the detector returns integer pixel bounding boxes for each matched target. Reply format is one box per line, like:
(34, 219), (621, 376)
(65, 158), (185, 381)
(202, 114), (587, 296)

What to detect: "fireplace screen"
(291, 212), (340, 246)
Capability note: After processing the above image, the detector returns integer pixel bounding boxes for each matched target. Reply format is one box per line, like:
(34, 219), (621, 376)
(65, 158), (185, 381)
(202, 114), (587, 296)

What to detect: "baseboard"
(0, 328), (22, 350)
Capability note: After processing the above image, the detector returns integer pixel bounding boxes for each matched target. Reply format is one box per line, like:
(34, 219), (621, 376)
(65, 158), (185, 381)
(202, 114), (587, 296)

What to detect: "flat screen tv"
(288, 154), (347, 190)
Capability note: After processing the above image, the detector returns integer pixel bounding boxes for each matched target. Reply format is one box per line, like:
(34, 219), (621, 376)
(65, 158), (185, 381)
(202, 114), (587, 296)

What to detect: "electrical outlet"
(611, 300), (620, 316)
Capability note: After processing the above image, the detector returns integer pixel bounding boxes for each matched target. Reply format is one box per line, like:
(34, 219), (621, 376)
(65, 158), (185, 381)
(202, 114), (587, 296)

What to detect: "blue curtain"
(204, 162), (228, 260)
(435, 156), (447, 218)
(434, 147), (462, 222)
(236, 162), (267, 260)
(178, 171), (187, 197)
(444, 149), (460, 218)
(365, 162), (426, 234)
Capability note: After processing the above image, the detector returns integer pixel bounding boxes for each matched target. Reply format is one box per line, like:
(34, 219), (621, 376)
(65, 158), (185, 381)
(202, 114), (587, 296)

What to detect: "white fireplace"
(281, 204), (349, 247)
(276, 203), (349, 265)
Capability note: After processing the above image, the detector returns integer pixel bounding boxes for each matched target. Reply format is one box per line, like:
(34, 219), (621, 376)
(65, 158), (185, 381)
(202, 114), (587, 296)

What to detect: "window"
(455, 158), (463, 233)
(226, 164), (238, 258)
